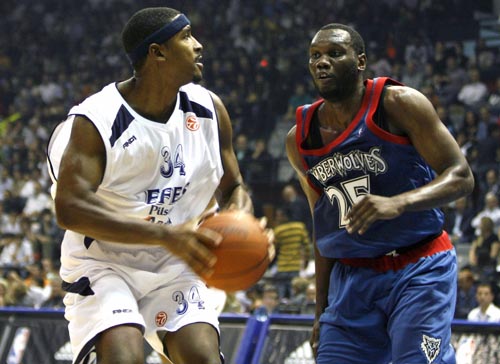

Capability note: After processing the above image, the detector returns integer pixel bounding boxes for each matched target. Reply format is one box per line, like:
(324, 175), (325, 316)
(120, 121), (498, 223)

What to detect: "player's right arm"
(286, 126), (334, 357)
(54, 116), (220, 276)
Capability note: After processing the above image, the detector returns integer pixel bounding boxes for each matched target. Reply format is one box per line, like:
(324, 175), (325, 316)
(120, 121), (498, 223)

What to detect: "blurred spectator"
(477, 124), (500, 173)
(40, 273), (65, 309)
(487, 77), (500, 113)
(436, 105), (457, 137)
(0, 278), (8, 307)
(471, 192), (500, 236)
(403, 36), (430, 69)
(1, 209), (22, 235)
(253, 284), (280, 317)
(301, 282), (316, 315)
(222, 292), (246, 313)
(32, 208), (63, 264)
(401, 60), (423, 90)
(457, 68), (488, 110)
(4, 270), (44, 307)
(233, 133), (251, 163)
(245, 138), (274, 183)
(284, 83), (314, 120)
(272, 207), (311, 299)
(431, 41), (447, 74)
(468, 216), (500, 282)
(281, 183), (311, 231)
(443, 196), (475, 245)
(235, 283), (264, 314)
(478, 105), (497, 127)
(467, 282), (500, 322)
(439, 55), (467, 105)
(455, 266), (477, 319)
(0, 233), (34, 271)
(22, 180), (51, 218)
(284, 277), (316, 315)
(460, 110), (480, 144)
(474, 38), (497, 75)
(480, 168), (500, 201)
(368, 49), (392, 77)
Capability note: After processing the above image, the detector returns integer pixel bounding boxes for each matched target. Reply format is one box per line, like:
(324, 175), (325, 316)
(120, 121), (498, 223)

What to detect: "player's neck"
(118, 77), (178, 123)
(320, 86), (365, 130)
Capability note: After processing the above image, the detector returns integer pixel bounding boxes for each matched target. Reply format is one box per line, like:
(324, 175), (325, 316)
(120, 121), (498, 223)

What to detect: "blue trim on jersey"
(109, 105), (135, 147)
(62, 277), (94, 296)
(84, 236), (94, 249)
(179, 91), (213, 119)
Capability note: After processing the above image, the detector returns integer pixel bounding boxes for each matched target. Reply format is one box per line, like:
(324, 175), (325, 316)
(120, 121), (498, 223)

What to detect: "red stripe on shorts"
(339, 231), (452, 272)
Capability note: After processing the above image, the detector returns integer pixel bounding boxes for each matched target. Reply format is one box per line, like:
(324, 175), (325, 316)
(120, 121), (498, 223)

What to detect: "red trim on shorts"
(339, 231), (452, 272)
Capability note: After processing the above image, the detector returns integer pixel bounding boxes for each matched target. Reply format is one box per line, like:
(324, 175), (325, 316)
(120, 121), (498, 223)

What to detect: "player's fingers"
(267, 243), (276, 261)
(348, 209), (376, 235)
(258, 216), (268, 230)
(346, 194), (368, 219)
(264, 228), (275, 245)
(183, 237), (218, 271)
(184, 253), (215, 278)
(195, 227), (223, 248)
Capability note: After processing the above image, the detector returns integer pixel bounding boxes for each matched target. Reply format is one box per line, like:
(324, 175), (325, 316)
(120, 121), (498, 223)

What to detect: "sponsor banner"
(253, 316), (500, 364)
(0, 311), (499, 364)
(0, 310), (248, 364)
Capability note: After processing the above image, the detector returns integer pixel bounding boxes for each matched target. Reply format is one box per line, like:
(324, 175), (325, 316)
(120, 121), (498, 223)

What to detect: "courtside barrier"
(0, 309), (499, 364)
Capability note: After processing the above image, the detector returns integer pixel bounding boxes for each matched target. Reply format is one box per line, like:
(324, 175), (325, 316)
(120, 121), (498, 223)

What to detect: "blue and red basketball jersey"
(296, 77), (444, 258)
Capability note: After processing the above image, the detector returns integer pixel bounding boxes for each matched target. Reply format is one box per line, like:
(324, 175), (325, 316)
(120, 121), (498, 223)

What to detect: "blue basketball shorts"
(317, 239), (457, 364)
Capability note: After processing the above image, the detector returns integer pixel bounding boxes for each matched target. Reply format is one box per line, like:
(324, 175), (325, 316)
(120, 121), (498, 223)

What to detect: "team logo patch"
(186, 115), (199, 131)
(421, 334), (441, 364)
(155, 311), (168, 327)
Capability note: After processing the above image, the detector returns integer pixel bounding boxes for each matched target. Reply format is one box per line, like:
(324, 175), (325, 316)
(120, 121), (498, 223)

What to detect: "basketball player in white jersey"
(47, 7), (262, 364)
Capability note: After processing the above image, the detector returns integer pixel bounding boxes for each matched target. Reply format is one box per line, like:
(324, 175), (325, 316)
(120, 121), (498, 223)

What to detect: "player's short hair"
(121, 7), (181, 68)
(320, 23), (365, 56)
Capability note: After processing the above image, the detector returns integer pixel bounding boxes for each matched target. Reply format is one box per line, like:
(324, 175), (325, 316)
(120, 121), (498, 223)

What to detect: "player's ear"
(149, 44), (166, 60)
(358, 53), (366, 72)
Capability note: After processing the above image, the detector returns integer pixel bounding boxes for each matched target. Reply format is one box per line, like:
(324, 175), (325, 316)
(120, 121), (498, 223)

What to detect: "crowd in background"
(0, 0), (499, 320)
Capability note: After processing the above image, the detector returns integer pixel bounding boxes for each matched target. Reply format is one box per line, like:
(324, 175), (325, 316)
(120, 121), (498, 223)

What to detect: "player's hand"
(310, 319), (320, 358)
(162, 220), (222, 278)
(346, 194), (404, 235)
(258, 216), (276, 261)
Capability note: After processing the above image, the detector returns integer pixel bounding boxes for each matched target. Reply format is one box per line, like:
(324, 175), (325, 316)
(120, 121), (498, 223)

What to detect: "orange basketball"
(199, 210), (271, 292)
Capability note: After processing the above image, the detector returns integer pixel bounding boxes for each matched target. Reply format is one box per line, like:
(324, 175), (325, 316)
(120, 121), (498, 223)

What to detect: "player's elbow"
(456, 164), (475, 197)
(54, 195), (79, 230)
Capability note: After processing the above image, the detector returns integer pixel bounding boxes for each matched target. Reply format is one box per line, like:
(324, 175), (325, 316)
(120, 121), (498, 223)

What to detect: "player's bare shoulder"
(285, 125), (298, 156)
(383, 84), (438, 135)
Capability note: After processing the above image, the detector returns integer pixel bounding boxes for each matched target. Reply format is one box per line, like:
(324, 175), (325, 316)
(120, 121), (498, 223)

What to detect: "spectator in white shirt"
(0, 233), (34, 269)
(458, 68), (488, 110)
(471, 192), (500, 236)
(467, 282), (500, 322)
(22, 180), (51, 218)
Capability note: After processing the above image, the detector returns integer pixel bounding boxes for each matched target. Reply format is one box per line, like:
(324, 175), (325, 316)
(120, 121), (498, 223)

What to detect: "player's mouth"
(317, 72), (333, 80)
(195, 56), (204, 71)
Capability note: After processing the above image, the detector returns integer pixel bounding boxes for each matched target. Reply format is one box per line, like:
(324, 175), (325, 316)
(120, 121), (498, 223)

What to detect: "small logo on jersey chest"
(186, 115), (200, 131)
(122, 135), (137, 149)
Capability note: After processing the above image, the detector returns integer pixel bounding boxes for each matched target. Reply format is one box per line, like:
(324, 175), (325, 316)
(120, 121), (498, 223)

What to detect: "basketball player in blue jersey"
(46, 7), (270, 364)
(286, 24), (474, 364)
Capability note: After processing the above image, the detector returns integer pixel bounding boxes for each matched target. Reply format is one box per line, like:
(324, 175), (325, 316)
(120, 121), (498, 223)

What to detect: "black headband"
(127, 14), (190, 64)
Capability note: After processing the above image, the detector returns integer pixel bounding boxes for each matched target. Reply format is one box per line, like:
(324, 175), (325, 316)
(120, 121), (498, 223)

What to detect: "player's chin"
(192, 72), (203, 84)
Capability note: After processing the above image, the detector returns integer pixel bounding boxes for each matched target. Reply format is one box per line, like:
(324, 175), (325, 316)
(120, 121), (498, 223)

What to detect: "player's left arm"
(210, 91), (253, 214)
(346, 85), (474, 235)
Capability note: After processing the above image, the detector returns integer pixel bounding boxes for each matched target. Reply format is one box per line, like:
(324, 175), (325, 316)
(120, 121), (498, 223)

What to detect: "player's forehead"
(310, 28), (351, 49)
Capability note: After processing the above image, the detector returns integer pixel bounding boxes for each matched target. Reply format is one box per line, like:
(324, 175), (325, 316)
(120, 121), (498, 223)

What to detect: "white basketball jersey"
(47, 82), (224, 281)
